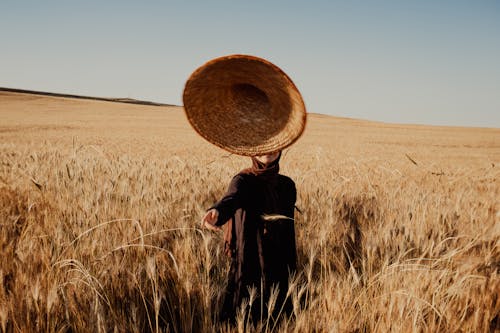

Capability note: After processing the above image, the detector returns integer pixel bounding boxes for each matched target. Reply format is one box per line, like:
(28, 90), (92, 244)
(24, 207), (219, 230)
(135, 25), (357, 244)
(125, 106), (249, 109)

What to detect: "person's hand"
(201, 209), (221, 231)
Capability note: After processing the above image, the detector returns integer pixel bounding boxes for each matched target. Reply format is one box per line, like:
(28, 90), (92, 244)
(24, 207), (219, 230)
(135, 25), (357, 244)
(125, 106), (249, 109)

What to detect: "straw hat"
(183, 54), (306, 156)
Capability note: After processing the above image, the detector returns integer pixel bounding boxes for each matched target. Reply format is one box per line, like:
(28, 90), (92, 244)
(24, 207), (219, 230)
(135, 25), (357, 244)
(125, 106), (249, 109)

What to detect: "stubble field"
(0, 91), (499, 332)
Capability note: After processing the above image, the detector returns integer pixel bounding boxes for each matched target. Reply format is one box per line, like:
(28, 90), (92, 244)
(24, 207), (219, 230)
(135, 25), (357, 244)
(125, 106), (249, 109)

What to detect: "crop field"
(0, 91), (499, 332)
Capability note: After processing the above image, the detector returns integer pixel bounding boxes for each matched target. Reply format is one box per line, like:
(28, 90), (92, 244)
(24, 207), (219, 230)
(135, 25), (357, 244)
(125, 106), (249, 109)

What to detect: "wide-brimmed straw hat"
(183, 54), (307, 156)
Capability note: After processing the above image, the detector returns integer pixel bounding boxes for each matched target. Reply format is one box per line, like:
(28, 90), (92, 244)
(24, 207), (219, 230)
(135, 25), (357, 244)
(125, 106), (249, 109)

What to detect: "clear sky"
(1, 1), (499, 127)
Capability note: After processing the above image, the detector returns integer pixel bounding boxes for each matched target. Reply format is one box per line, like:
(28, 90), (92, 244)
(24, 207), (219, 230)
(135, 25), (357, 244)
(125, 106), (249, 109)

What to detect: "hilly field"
(0, 90), (498, 332)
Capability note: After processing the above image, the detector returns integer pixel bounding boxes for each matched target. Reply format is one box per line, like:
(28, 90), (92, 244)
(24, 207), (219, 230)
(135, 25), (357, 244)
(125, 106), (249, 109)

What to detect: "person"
(201, 151), (297, 324)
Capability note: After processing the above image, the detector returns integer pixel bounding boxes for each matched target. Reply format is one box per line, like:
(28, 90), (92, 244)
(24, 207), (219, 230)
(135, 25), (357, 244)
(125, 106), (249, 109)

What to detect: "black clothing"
(209, 155), (297, 323)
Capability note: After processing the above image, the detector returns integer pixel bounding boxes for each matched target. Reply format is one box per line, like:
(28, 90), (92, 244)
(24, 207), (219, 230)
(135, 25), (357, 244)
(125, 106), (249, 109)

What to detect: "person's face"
(255, 152), (280, 164)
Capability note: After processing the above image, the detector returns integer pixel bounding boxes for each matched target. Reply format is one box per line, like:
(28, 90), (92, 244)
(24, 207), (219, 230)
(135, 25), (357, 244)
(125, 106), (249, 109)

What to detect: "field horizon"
(3, 87), (499, 130)
(1, 90), (499, 332)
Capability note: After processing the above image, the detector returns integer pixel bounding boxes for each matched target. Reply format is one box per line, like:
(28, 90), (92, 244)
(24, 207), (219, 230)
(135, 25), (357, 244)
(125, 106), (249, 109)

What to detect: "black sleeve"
(209, 175), (245, 226)
(287, 180), (298, 272)
(278, 176), (298, 272)
(281, 176), (297, 219)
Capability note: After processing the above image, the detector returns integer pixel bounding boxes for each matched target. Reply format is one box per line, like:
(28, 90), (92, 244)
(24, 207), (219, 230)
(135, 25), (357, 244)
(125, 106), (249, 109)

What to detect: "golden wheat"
(0, 91), (499, 332)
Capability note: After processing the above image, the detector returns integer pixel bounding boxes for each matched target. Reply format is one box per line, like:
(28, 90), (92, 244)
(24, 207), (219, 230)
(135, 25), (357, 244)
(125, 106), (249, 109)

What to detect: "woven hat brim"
(183, 54), (307, 156)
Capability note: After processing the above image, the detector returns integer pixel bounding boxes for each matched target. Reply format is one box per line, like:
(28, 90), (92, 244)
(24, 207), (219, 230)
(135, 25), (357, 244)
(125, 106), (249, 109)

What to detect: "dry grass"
(0, 91), (499, 332)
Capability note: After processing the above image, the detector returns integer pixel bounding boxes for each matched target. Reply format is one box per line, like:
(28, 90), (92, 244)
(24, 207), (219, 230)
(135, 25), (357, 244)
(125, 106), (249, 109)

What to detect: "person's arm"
(201, 209), (221, 231)
(201, 175), (245, 229)
(285, 179), (298, 272)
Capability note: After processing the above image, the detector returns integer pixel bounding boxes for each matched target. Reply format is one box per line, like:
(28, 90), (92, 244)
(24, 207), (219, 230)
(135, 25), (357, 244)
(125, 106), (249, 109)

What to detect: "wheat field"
(0, 90), (499, 332)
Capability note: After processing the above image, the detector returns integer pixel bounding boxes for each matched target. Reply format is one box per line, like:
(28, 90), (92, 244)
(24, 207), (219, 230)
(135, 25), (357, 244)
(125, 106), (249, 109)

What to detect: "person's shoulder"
(278, 174), (295, 183)
(278, 174), (296, 189)
(230, 173), (253, 186)
(224, 173), (251, 194)
(233, 172), (253, 181)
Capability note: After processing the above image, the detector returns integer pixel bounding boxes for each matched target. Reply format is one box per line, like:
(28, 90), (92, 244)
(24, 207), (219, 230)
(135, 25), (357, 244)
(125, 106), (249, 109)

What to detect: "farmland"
(0, 91), (498, 332)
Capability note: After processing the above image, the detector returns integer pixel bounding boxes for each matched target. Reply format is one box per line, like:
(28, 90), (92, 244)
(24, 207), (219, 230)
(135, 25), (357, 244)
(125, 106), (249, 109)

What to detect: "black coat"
(210, 172), (297, 322)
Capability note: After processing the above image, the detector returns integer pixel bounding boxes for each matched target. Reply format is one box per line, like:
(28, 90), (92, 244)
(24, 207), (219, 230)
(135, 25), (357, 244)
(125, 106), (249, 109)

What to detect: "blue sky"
(1, 1), (499, 127)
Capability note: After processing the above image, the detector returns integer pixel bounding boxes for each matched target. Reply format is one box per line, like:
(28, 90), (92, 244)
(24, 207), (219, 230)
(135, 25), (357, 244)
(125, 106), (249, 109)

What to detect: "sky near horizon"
(1, 1), (499, 127)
